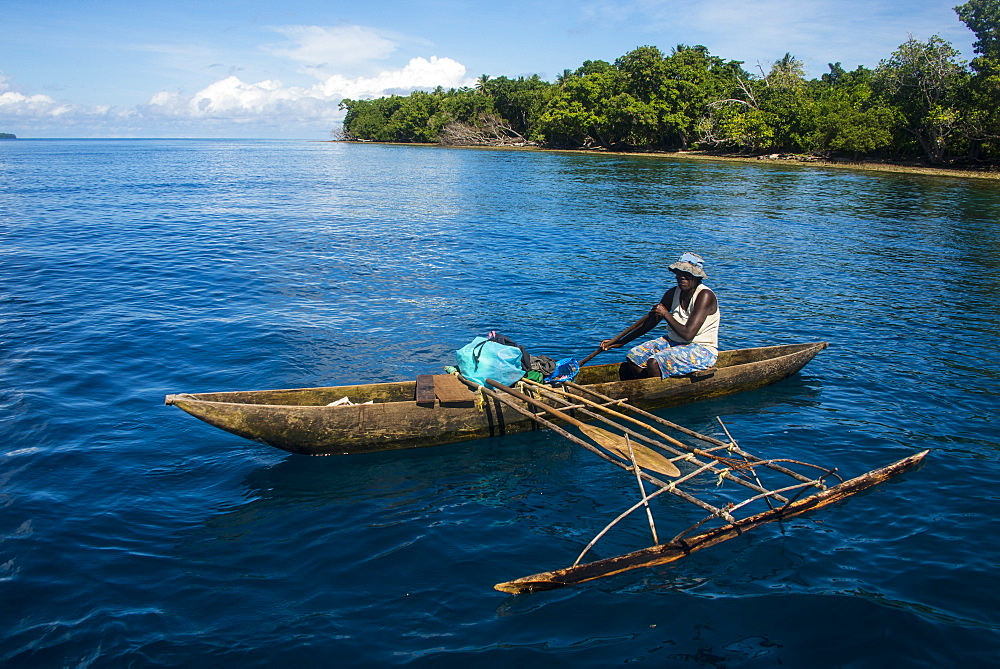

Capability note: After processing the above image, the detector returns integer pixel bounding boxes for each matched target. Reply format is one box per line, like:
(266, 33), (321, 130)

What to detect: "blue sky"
(0, 0), (977, 139)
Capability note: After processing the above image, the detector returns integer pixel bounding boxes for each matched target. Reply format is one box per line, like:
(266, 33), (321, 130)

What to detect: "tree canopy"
(338, 4), (1000, 165)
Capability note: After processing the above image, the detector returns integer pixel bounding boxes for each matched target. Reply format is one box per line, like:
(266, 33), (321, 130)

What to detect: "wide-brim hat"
(669, 252), (707, 279)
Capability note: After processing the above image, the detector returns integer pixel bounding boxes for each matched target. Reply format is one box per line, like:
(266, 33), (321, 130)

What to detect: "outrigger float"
(478, 377), (927, 593)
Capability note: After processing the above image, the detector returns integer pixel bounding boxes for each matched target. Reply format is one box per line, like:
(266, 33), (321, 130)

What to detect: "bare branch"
(438, 113), (536, 146)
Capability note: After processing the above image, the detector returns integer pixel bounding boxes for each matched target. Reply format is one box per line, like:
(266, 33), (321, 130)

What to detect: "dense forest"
(338, 0), (1000, 165)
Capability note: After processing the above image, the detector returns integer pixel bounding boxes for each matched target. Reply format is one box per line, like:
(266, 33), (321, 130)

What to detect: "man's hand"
(654, 304), (672, 320)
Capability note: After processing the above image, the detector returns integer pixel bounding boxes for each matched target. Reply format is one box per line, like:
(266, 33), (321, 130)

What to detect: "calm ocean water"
(1, 139), (999, 666)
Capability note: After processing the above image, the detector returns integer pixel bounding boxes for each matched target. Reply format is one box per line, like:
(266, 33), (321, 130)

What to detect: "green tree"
(340, 93), (442, 142)
(615, 45), (669, 104)
(532, 67), (623, 146)
(384, 91), (441, 142)
(956, 0), (1000, 56)
(539, 48), (663, 147)
(484, 75), (557, 137)
(811, 64), (898, 157)
(955, 0), (1000, 157)
(340, 97), (400, 141)
(534, 49), (673, 148)
(610, 46), (671, 145)
(660, 45), (746, 149)
(767, 53), (806, 88)
(875, 35), (970, 162)
(536, 45), (749, 150)
(697, 58), (784, 152)
(437, 88), (494, 124)
(574, 60), (613, 77)
(699, 104), (775, 151)
(756, 53), (819, 151)
(340, 31), (998, 163)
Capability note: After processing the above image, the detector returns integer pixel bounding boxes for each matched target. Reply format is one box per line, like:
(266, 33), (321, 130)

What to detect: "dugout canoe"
(165, 341), (827, 455)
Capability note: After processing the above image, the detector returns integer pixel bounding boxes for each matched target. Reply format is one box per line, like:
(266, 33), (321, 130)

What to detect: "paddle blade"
(580, 425), (681, 477)
(545, 357), (580, 383)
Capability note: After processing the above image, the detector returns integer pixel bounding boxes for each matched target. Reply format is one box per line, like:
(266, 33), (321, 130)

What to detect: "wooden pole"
(529, 379), (743, 464)
(717, 416), (775, 510)
(627, 435), (659, 546)
(454, 375), (731, 520)
(453, 376), (613, 463)
(485, 378), (680, 477)
(486, 379), (735, 521)
(495, 450), (929, 594)
(576, 318), (647, 367)
(564, 380), (822, 488)
(523, 379), (789, 504)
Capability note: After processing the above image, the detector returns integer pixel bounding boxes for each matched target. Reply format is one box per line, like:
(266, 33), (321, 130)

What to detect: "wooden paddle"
(580, 319), (645, 366)
(524, 379), (742, 465)
(486, 378), (680, 477)
(548, 319), (646, 382)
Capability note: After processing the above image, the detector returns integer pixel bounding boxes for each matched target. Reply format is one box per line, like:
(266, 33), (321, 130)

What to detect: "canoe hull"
(165, 342), (828, 455)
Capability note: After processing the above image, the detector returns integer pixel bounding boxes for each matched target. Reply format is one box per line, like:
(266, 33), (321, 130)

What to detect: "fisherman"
(601, 252), (720, 380)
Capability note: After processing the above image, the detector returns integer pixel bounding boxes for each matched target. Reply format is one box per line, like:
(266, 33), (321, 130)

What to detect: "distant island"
(338, 0), (999, 170)
(0, 133), (15, 140)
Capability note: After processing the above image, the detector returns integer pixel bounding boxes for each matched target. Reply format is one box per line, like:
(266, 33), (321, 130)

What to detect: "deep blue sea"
(2, 139), (999, 666)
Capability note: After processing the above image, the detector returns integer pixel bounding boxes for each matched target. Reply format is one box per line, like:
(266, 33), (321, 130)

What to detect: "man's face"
(673, 270), (698, 289)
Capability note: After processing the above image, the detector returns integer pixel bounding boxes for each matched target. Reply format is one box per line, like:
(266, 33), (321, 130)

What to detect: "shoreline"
(335, 141), (1000, 181)
(611, 149), (1000, 181)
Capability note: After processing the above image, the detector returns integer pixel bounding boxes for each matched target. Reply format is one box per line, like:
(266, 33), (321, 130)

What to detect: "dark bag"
(529, 355), (557, 375)
(487, 331), (531, 372)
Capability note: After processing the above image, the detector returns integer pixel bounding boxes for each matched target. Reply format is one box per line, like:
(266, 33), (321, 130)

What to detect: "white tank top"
(665, 283), (720, 352)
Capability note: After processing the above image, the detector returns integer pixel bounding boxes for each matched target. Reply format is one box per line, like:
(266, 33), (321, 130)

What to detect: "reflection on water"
(2, 140), (999, 665)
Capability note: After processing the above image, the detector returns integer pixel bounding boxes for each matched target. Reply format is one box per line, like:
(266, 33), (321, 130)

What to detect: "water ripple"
(1, 140), (999, 665)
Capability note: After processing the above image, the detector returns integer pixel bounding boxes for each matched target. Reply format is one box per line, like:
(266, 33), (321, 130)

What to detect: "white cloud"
(189, 77), (295, 115)
(0, 28), (476, 138)
(143, 56), (472, 119)
(0, 73), (59, 115)
(1, 23), (477, 136)
(267, 25), (399, 77)
(0, 77), (83, 119)
(315, 56), (472, 98)
(0, 90), (62, 115)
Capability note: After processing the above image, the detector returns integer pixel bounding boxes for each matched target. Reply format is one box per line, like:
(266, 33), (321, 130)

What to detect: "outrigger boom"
(474, 376), (928, 594)
(495, 450), (927, 594)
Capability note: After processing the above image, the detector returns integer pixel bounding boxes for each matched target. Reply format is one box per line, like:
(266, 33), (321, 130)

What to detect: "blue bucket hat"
(669, 252), (707, 279)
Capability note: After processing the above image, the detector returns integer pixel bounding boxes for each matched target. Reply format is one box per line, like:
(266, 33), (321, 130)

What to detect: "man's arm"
(601, 289), (674, 350)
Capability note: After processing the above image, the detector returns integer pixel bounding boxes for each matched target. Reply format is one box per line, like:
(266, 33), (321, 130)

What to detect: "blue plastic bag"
(544, 357), (580, 383)
(455, 336), (525, 387)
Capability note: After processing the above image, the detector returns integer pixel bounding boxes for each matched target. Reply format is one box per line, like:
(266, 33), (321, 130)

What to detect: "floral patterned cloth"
(626, 337), (718, 377)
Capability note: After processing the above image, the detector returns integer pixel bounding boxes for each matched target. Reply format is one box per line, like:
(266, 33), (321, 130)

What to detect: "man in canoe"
(601, 252), (720, 380)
